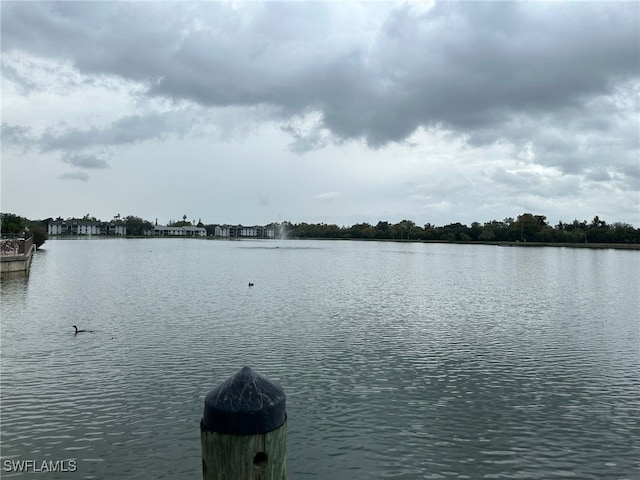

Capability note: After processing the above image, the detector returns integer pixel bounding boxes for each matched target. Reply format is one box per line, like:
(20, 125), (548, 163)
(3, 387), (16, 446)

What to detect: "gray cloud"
(1, 122), (33, 149)
(59, 171), (89, 182)
(38, 112), (193, 152)
(1, 63), (38, 94)
(3, 3), (637, 146)
(61, 153), (109, 169)
(39, 114), (182, 151)
(281, 121), (332, 153)
(2, 110), (201, 179)
(1, 2), (637, 225)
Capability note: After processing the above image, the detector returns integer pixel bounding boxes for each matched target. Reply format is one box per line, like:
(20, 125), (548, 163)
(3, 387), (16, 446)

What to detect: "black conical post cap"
(202, 366), (286, 435)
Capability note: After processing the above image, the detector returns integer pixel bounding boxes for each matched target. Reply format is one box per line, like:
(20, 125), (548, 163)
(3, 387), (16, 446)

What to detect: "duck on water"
(73, 325), (94, 334)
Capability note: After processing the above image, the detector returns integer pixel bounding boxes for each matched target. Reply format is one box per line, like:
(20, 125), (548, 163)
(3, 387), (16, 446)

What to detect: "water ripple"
(1, 240), (639, 479)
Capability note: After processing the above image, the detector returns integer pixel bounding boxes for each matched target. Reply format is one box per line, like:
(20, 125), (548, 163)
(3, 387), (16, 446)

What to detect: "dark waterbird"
(73, 325), (94, 334)
(248, 282), (254, 287)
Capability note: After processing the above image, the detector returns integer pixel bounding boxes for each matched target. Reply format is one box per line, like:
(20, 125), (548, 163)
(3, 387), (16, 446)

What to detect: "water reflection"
(0, 270), (30, 286)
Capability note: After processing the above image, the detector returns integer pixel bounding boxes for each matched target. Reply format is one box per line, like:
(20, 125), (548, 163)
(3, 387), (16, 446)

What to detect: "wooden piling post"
(201, 366), (286, 480)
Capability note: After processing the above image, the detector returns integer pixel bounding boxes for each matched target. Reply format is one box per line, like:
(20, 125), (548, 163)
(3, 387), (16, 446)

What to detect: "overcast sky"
(2, 1), (639, 227)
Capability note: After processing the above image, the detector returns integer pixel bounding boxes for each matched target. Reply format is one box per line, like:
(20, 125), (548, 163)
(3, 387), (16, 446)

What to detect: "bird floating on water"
(248, 282), (254, 287)
(73, 325), (94, 334)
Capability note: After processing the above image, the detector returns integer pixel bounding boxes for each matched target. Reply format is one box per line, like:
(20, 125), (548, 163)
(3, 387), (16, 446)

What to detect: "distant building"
(214, 224), (275, 238)
(48, 219), (278, 239)
(214, 225), (230, 237)
(48, 221), (126, 236)
(182, 226), (207, 237)
(146, 225), (206, 237)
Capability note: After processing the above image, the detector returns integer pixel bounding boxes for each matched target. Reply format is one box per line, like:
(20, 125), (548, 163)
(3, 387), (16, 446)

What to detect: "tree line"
(2, 212), (639, 245)
(283, 214), (640, 244)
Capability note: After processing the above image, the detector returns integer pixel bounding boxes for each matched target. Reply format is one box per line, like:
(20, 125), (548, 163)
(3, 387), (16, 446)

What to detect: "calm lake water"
(1, 238), (639, 479)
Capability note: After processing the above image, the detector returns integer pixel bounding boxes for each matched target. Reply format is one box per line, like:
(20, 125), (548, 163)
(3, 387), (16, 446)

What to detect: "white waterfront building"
(214, 224), (275, 238)
(48, 221), (126, 236)
(148, 225), (206, 237)
(49, 220), (278, 239)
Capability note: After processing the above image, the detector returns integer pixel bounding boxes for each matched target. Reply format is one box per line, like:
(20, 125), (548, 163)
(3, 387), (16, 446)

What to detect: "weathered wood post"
(201, 366), (286, 480)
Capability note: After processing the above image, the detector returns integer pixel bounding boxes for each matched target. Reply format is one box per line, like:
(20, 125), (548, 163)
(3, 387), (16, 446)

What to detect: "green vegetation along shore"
(0, 213), (48, 248)
(2, 212), (639, 248)
(283, 214), (639, 246)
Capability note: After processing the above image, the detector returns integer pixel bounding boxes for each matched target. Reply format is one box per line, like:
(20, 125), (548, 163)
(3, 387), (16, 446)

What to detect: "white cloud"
(314, 191), (341, 201)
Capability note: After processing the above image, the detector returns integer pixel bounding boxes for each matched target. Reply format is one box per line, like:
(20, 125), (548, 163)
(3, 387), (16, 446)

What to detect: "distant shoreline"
(284, 237), (640, 250)
(46, 235), (640, 250)
(468, 240), (640, 250)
